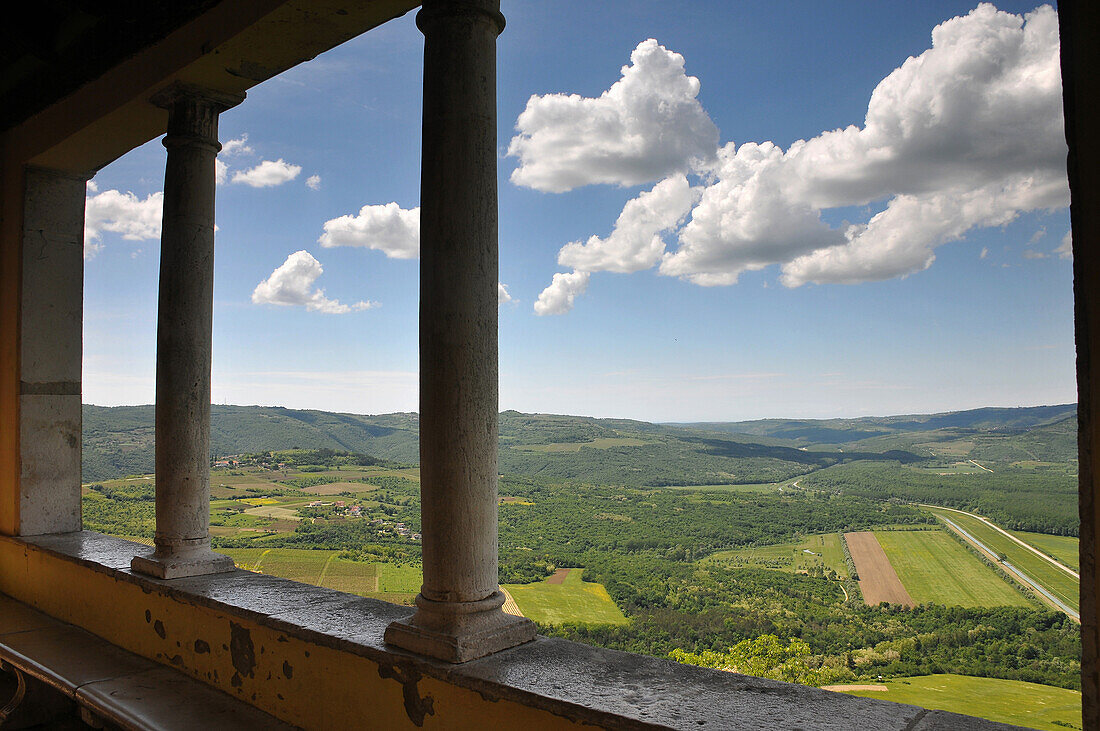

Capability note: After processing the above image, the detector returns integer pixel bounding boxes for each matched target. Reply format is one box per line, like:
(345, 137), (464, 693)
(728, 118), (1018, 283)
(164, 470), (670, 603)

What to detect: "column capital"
(149, 82), (245, 115)
(417, 1), (505, 36)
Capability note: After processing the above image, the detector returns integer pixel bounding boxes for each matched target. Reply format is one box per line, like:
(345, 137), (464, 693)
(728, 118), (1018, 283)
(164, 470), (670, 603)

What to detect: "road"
(937, 514), (1079, 622)
(920, 504), (1078, 579)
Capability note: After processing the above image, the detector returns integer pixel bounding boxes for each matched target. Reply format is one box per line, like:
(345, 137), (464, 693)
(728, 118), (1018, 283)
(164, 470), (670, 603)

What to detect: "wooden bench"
(0, 593), (297, 730)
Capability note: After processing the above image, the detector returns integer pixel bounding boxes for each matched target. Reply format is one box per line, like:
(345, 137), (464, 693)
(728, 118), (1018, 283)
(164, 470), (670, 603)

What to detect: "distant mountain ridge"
(82, 403), (1076, 483)
(672, 404), (1077, 444)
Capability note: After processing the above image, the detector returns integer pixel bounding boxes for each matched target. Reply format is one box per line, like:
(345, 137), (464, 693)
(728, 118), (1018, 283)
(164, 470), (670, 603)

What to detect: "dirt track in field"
(845, 531), (914, 607)
(546, 568), (571, 585)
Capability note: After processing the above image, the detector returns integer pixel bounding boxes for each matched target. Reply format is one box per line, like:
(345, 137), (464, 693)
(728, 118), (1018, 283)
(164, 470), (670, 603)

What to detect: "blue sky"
(83, 1), (1074, 422)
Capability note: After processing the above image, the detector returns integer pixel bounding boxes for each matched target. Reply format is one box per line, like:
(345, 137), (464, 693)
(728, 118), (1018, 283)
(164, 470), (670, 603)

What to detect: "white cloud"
(661, 142), (845, 285)
(1023, 249), (1047, 260)
(781, 176), (1063, 285)
(84, 189), (164, 256)
(318, 202), (420, 259)
(534, 271), (590, 315)
(251, 250), (376, 314)
(498, 282), (515, 305)
(306, 174), (322, 191)
(221, 134), (252, 156)
(231, 159), (302, 187)
(542, 5), (1068, 294)
(667, 4), (1066, 287)
(980, 247), (989, 259)
(215, 159), (228, 185)
(508, 39), (719, 192)
(1055, 230), (1072, 259)
(558, 174), (698, 273)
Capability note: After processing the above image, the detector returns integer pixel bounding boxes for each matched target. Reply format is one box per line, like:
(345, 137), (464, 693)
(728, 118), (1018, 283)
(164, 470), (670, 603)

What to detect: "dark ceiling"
(0, 0), (222, 132)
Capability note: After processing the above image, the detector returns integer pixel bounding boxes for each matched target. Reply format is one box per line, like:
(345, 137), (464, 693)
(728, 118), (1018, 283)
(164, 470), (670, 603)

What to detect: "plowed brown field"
(845, 531), (914, 607)
(546, 568), (571, 585)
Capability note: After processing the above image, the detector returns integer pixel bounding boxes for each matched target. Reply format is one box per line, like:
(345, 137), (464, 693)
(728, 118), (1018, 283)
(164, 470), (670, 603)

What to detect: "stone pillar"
(385, 0), (534, 662)
(18, 167), (89, 535)
(132, 84), (243, 579)
(1060, 2), (1100, 724)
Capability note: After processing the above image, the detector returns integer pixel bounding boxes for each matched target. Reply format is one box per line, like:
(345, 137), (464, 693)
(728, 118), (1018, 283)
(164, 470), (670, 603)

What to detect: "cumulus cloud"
(534, 271), (590, 315)
(508, 39), (719, 192)
(559, 174), (698, 273)
(672, 4), (1066, 287)
(232, 159), (302, 187)
(498, 282), (515, 305)
(318, 202), (420, 259)
(251, 250), (376, 314)
(306, 175), (322, 191)
(84, 189), (164, 255)
(221, 134), (252, 156)
(215, 159), (229, 185)
(529, 5), (1068, 300)
(661, 142), (846, 285)
(1056, 230), (1072, 259)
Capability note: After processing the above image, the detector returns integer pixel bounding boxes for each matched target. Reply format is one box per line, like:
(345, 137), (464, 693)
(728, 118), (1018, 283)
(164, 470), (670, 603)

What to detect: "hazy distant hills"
(81, 403), (1077, 484)
(676, 404), (1076, 444)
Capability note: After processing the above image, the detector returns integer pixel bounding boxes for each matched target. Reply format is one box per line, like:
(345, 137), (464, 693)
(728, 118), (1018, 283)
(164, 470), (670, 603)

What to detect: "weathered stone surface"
(132, 85), (242, 580)
(387, 0), (535, 663)
(18, 167), (86, 536)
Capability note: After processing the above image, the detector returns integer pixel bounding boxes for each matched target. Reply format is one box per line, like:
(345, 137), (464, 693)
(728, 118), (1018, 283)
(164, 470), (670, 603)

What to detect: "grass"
(930, 509), (1079, 613)
(217, 548), (422, 605)
(1010, 530), (1080, 571)
(874, 530), (1029, 608)
(502, 569), (629, 626)
(705, 533), (849, 577)
(842, 674), (1081, 731)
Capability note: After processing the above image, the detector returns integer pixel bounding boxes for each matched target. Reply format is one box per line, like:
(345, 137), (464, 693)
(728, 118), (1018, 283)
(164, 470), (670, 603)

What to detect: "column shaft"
(385, 0), (534, 662)
(132, 84), (242, 579)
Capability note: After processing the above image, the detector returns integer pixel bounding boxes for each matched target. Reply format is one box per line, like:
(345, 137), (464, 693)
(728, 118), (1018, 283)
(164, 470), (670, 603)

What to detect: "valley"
(82, 403), (1082, 729)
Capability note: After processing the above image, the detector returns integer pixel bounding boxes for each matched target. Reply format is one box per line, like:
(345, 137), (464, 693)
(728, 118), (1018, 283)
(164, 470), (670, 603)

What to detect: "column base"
(385, 591), (536, 663)
(131, 547), (235, 579)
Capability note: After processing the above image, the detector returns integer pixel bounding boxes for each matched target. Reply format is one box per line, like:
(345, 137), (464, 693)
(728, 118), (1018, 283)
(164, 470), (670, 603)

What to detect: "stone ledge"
(7, 531), (1028, 730)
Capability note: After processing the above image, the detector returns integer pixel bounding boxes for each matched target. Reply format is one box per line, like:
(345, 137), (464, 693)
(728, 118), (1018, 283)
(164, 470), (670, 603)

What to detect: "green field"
(874, 530), (1029, 608)
(842, 674), (1081, 731)
(503, 569), (629, 626)
(219, 548), (422, 605)
(705, 533), (848, 577)
(930, 509), (1079, 613)
(1011, 530), (1080, 571)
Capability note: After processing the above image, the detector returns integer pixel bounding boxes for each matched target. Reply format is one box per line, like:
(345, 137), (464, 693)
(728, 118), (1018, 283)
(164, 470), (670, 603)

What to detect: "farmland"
(874, 529), (1029, 608)
(219, 548), (422, 605)
(502, 569), (629, 626)
(841, 674), (1082, 731)
(82, 405), (1084, 728)
(929, 508), (1079, 613)
(1012, 530), (1080, 571)
(705, 533), (848, 577)
(845, 531), (913, 607)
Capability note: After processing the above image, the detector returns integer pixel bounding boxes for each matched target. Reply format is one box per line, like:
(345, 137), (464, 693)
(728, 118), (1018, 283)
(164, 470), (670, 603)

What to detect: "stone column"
(132, 83), (243, 580)
(385, 0), (534, 662)
(18, 167), (89, 535)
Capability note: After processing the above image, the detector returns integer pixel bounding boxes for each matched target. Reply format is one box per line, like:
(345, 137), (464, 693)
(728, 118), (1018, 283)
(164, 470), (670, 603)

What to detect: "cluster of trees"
(802, 461), (1078, 535)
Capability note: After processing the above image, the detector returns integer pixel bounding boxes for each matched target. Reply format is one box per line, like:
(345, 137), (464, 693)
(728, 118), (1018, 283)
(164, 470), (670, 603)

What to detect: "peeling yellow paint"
(0, 536), (595, 730)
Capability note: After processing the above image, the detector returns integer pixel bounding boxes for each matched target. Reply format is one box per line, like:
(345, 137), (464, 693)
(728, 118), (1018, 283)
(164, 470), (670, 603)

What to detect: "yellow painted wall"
(0, 536), (593, 730)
